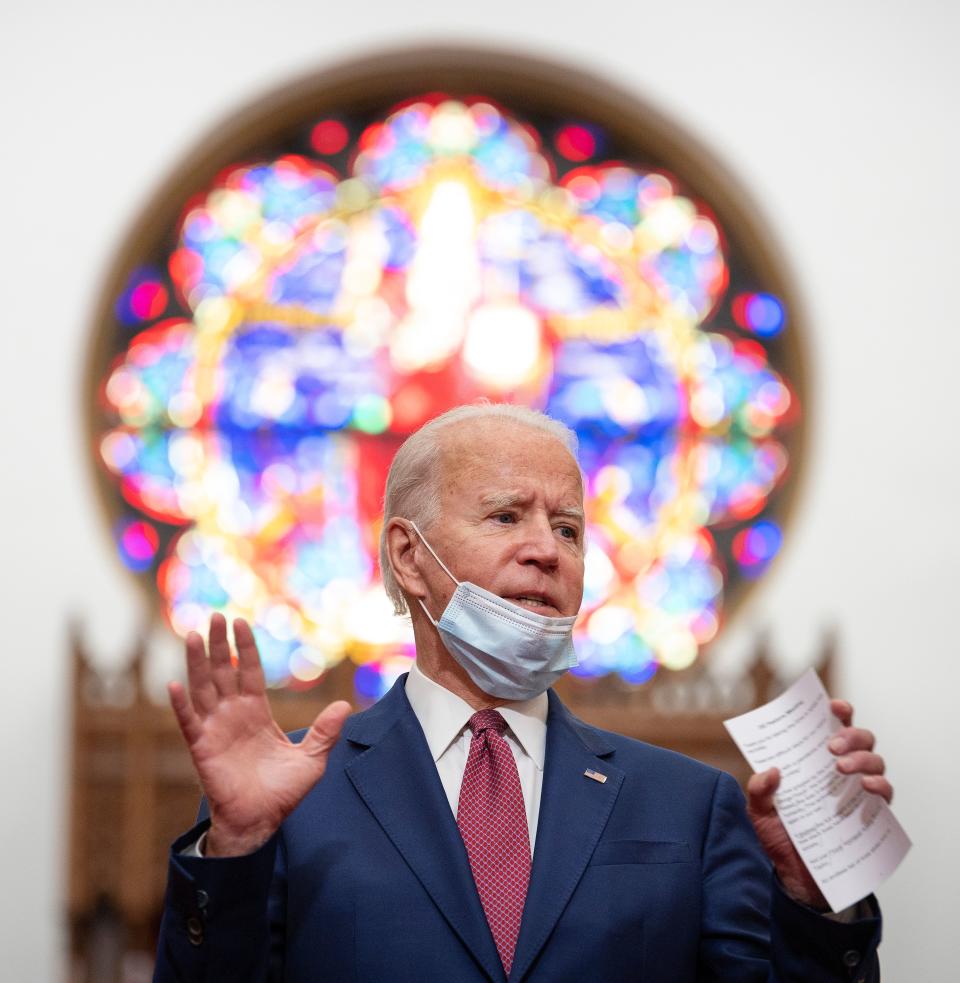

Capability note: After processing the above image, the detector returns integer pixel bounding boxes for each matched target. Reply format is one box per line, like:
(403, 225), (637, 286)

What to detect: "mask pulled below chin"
(410, 521), (579, 701)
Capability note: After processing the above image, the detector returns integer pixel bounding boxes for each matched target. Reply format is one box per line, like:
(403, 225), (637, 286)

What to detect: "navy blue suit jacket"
(155, 677), (881, 981)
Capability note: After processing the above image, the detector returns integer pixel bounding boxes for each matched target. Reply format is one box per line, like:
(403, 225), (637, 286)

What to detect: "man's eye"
(558, 525), (578, 539)
(493, 513), (515, 524)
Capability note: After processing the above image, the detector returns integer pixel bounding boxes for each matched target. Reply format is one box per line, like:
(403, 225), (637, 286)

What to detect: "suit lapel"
(509, 691), (624, 982)
(344, 680), (506, 983)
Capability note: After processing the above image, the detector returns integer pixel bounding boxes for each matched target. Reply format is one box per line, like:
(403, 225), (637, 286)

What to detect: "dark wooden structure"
(67, 626), (833, 980)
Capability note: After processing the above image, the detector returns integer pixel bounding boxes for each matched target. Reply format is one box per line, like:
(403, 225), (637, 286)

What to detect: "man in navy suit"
(155, 404), (889, 981)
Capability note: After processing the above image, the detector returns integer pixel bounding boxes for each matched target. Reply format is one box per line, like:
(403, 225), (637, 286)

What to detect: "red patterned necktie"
(457, 709), (532, 977)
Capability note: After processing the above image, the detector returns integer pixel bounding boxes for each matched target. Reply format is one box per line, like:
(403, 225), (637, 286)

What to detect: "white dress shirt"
(404, 661), (548, 856)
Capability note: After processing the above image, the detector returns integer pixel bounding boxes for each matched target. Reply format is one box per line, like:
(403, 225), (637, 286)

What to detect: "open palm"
(168, 614), (352, 857)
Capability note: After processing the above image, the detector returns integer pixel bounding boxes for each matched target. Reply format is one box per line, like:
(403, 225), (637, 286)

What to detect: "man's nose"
(516, 516), (561, 567)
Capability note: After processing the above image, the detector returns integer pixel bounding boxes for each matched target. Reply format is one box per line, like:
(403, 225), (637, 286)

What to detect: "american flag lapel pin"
(584, 769), (607, 784)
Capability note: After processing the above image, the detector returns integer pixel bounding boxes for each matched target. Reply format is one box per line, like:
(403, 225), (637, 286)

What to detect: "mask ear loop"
(408, 521), (460, 585)
(407, 521), (460, 626)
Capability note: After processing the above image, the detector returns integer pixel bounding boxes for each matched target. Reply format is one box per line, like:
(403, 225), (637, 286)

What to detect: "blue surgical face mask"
(409, 521), (579, 701)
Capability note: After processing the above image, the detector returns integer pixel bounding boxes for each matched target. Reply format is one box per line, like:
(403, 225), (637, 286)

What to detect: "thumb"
(301, 700), (352, 758)
(746, 767), (780, 818)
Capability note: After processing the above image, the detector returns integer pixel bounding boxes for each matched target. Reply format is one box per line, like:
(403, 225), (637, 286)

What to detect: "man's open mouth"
(504, 594), (555, 612)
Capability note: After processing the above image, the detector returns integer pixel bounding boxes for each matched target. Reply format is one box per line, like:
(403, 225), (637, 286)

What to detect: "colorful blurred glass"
(93, 96), (800, 690)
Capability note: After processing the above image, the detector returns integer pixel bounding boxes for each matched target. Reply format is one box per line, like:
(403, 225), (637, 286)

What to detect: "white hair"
(379, 403), (579, 614)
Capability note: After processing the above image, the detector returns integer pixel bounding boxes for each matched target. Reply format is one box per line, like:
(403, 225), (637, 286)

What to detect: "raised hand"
(745, 699), (893, 909)
(167, 614), (352, 857)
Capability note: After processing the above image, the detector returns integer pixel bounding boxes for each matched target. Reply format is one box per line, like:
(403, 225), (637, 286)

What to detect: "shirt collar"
(405, 662), (548, 770)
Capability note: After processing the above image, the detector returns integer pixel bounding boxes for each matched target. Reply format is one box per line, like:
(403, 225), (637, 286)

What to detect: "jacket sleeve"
(152, 820), (287, 983)
(697, 771), (882, 983)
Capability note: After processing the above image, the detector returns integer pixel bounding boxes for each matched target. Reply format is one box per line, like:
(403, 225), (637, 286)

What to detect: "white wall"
(3, 1), (956, 977)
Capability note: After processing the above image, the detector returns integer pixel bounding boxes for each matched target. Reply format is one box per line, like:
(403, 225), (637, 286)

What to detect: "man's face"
(416, 419), (586, 620)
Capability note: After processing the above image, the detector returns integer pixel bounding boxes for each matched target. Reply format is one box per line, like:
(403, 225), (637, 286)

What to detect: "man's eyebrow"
(554, 506), (585, 524)
(478, 491), (528, 509)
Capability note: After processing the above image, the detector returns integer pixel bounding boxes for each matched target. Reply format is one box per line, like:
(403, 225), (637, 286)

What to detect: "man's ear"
(385, 518), (428, 600)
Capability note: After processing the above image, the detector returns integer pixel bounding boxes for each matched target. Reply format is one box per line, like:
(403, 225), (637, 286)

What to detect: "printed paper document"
(724, 669), (910, 911)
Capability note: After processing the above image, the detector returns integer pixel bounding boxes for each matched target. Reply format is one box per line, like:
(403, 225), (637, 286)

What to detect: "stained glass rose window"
(91, 65), (802, 695)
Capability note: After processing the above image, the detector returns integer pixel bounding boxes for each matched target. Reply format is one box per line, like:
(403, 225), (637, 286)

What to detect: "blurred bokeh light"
(93, 95), (800, 694)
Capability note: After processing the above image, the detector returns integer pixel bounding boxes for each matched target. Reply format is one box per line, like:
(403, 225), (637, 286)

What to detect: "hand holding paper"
(724, 669), (910, 912)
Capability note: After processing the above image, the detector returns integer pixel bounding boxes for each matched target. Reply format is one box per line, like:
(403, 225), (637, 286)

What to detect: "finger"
(746, 768), (780, 817)
(862, 775), (893, 804)
(168, 680), (203, 746)
(302, 700), (352, 758)
(830, 699), (854, 728)
(207, 612), (239, 698)
(828, 726), (876, 755)
(836, 750), (885, 776)
(185, 630), (218, 716)
(233, 619), (266, 696)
